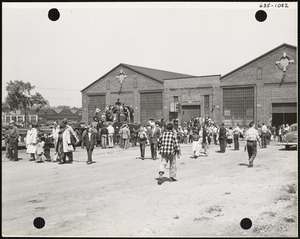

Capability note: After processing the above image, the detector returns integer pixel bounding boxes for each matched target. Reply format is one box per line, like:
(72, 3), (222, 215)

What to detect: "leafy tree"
(4, 80), (48, 127)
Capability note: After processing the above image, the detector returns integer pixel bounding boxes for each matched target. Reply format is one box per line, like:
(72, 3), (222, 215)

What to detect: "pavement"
(2, 140), (298, 237)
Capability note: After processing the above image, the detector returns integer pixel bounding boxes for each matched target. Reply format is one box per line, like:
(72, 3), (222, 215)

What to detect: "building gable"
(221, 43), (297, 86)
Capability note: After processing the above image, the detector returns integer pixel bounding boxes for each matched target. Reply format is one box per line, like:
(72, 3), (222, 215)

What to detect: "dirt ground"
(2, 140), (298, 237)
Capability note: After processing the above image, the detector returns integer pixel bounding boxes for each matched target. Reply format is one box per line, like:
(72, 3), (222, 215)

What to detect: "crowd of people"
(94, 99), (134, 123)
(3, 117), (293, 172)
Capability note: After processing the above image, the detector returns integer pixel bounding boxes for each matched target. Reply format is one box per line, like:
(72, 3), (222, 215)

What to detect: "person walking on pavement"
(122, 125), (131, 149)
(148, 122), (161, 160)
(226, 127), (234, 148)
(218, 123), (227, 153)
(157, 123), (181, 185)
(137, 126), (149, 160)
(82, 126), (96, 165)
(261, 123), (268, 148)
(107, 122), (115, 148)
(25, 123), (38, 161)
(100, 125), (108, 149)
(58, 119), (79, 164)
(50, 120), (60, 162)
(233, 123), (242, 150)
(201, 124), (209, 156)
(8, 120), (19, 161)
(244, 122), (261, 168)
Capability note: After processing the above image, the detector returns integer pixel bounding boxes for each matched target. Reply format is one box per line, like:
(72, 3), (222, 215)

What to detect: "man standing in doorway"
(244, 122), (261, 168)
(157, 123), (181, 185)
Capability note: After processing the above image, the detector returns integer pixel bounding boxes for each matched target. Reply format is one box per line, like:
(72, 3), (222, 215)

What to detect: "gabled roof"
(70, 109), (79, 114)
(81, 63), (195, 92)
(221, 43), (297, 79)
(122, 63), (194, 82)
(53, 109), (63, 114)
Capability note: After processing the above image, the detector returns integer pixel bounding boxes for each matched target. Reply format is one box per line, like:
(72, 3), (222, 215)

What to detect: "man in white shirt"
(261, 123), (268, 148)
(107, 123), (115, 148)
(244, 122), (261, 167)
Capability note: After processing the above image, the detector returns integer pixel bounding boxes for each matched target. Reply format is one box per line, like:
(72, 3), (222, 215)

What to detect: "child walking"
(36, 136), (45, 163)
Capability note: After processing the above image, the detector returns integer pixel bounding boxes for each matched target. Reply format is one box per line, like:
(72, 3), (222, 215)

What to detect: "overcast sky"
(2, 2), (297, 107)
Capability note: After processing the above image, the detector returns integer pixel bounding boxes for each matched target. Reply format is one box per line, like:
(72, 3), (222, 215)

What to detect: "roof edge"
(122, 64), (164, 84)
(81, 63), (123, 92)
(164, 74), (221, 80)
(220, 43), (297, 79)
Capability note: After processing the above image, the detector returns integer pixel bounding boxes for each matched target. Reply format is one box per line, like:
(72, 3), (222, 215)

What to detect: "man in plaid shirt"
(157, 123), (181, 185)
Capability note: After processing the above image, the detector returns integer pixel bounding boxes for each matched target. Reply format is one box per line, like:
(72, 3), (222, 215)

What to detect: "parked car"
(279, 123), (297, 149)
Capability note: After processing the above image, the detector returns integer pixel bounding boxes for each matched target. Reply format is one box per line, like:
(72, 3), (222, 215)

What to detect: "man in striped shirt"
(244, 122), (261, 168)
(157, 123), (181, 185)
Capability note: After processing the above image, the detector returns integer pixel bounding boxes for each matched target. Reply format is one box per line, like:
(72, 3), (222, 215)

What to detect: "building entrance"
(181, 105), (201, 124)
(272, 103), (297, 127)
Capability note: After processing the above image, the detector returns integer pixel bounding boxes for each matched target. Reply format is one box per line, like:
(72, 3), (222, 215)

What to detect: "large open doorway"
(181, 105), (201, 123)
(272, 103), (297, 127)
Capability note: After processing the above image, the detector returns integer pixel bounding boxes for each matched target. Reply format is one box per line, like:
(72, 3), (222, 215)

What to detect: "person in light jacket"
(58, 119), (79, 164)
(26, 123), (38, 161)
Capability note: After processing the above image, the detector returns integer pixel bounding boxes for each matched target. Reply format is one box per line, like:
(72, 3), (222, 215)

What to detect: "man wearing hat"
(218, 123), (227, 153)
(59, 118), (79, 164)
(8, 120), (19, 161)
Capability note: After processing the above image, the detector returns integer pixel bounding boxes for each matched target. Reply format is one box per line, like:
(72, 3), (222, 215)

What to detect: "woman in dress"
(25, 123), (37, 161)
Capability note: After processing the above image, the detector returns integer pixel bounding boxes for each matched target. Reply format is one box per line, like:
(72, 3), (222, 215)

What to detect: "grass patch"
(194, 216), (211, 221)
(205, 205), (222, 213)
(276, 194), (292, 202)
(262, 211), (277, 217)
(284, 216), (296, 223)
(286, 184), (297, 194)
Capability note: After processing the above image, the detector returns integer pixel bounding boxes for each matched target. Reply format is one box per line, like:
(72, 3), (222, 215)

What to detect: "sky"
(2, 2), (297, 108)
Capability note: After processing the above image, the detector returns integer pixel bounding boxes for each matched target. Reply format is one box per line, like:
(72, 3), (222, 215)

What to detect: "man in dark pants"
(82, 126), (96, 165)
(261, 123), (267, 148)
(8, 120), (19, 161)
(137, 126), (148, 160)
(233, 123), (241, 150)
(148, 122), (161, 160)
(244, 122), (260, 168)
(218, 123), (227, 153)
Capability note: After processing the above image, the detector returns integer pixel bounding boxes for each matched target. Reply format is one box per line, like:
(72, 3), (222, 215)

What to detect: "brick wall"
(220, 45), (297, 125)
(164, 75), (221, 124)
(81, 65), (163, 124)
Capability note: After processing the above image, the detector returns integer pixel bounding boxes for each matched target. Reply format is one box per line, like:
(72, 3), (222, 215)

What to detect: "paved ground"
(2, 140), (298, 237)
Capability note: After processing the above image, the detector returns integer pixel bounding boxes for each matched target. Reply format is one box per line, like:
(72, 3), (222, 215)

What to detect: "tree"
(4, 80), (48, 127)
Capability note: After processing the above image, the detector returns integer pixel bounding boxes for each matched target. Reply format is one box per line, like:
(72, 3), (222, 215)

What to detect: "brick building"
(81, 43), (297, 127)
(81, 63), (221, 124)
(220, 43), (297, 127)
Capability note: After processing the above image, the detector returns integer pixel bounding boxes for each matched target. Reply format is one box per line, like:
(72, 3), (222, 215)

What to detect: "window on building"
(257, 68), (262, 80)
(204, 95), (210, 117)
(223, 87), (254, 120)
(5, 116), (10, 122)
(106, 80), (110, 90)
(133, 78), (138, 88)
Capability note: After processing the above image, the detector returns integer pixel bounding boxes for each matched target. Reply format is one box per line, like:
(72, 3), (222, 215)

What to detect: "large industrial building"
(81, 43), (297, 127)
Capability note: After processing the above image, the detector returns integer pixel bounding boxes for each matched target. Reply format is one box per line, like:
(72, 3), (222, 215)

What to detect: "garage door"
(182, 105), (201, 123)
(88, 95), (106, 123)
(272, 103), (297, 127)
(140, 92), (163, 124)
